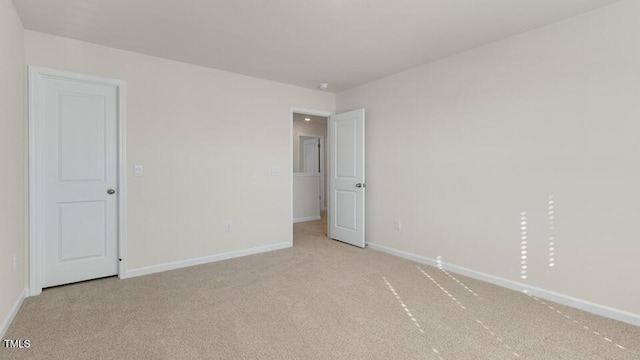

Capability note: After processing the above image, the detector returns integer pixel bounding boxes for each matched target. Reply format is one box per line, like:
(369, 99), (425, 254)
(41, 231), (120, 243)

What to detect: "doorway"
(289, 107), (366, 248)
(292, 112), (328, 226)
(29, 67), (127, 295)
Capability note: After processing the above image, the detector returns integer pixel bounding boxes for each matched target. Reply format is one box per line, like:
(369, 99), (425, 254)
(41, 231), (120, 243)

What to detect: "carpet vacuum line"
(382, 276), (445, 360)
(523, 292), (626, 351)
(435, 256), (483, 300)
(417, 266), (521, 358)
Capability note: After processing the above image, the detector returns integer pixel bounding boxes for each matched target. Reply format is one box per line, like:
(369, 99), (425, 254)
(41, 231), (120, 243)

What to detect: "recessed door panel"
(335, 190), (357, 231)
(59, 93), (106, 181)
(335, 120), (356, 179)
(58, 201), (107, 262)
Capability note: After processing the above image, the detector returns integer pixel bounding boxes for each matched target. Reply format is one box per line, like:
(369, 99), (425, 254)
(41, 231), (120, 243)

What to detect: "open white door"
(328, 109), (365, 248)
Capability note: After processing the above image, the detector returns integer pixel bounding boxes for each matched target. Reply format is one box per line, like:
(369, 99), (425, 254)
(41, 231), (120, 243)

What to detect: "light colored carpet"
(2, 215), (639, 359)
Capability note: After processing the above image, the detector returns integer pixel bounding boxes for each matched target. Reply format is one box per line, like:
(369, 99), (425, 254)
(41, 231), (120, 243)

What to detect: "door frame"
(299, 134), (325, 210)
(289, 107), (333, 246)
(28, 66), (128, 296)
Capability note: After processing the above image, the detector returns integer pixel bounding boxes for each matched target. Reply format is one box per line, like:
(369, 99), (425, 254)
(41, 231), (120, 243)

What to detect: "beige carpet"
(2, 215), (639, 359)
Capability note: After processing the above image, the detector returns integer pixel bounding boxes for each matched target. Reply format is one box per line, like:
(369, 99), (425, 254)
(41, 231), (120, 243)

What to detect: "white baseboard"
(1, 289), (27, 338)
(367, 242), (640, 327)
(123, 242), (291, 279)
(293, 216), (321, 223)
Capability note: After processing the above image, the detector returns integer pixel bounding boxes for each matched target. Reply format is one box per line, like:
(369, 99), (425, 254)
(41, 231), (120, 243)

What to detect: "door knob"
(107, 189), (116, 195)
(355, 183), (365, 188)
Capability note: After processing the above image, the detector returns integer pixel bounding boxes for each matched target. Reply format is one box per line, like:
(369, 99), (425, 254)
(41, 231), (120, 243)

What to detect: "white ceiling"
(293, 113), (327, 124)
(13, 0), (621, 92)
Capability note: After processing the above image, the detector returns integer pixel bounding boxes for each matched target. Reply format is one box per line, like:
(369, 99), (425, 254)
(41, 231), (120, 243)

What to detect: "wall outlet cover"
(394, 219), (402, 230)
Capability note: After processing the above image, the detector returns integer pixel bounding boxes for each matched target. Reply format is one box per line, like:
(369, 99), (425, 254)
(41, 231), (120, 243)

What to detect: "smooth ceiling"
(293, 113), (327, 124)
(13, 0), (621, 92)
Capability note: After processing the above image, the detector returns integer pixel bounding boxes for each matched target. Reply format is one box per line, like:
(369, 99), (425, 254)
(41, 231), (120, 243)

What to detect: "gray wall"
(25, 30), (335, 272)
(337, 0), (640, 319)
(0, 0), (26, 335)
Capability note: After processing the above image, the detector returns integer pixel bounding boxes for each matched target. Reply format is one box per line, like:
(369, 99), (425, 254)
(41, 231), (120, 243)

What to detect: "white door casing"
(318, 137), (326, 210)
(328, 109), (365, 248)
(29, 67), (127, 294)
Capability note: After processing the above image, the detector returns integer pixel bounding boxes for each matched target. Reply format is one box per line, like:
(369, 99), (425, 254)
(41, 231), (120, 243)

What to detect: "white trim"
(28, 66), (128, 293)
(291, 107), (334, 118)
(320, 136), (325, 211)
(293, 172), (321, 177)
(0, 289), (27, 338)
(126, 242), (291, 278)
(293, 216), (322, 223)
(116, 79), (129, 280)
(28, 67), (41, 296)
(368, 242), (640, 327)
(290, 107), (334, 247)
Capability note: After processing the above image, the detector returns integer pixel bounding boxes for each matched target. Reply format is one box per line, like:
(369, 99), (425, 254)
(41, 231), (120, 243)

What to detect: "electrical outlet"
(394, 219), (402, 230)
(224, 221), (232, 232)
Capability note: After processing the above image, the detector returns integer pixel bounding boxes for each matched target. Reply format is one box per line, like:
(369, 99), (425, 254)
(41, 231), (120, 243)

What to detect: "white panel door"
(40, 76), (118, 288)
(328, 109), (365, 248)
(303, 138), (319, 173)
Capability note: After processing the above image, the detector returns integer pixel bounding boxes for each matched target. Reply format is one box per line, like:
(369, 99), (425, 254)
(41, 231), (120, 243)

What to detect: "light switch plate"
(134, 165), (144, 177)
(271, 166), (281, 175)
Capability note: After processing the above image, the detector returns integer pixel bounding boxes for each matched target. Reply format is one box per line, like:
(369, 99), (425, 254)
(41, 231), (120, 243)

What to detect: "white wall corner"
(0, 289), (27, 338)
(367, 243), (640, 328)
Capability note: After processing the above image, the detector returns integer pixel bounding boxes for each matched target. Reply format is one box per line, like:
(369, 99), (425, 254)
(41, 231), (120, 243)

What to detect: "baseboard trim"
(293, 216), (321, 223)
(124, 242), (291, 279)
(367, 242), (640, 327)
(1, 289), (27, 338)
